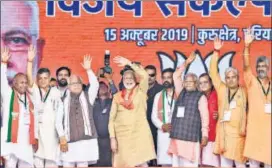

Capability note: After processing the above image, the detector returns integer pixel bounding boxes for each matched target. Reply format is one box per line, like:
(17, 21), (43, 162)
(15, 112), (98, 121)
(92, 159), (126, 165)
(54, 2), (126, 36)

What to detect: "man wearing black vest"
(168, 53), (209, 167)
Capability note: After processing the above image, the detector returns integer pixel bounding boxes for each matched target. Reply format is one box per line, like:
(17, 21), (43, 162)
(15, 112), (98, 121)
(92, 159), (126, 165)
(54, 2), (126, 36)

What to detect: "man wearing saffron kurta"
(199, 73), (220, 167)
(242, 29), (271, 168)
(26, 46), (62, 168)
(108, 56), (156, 167)
(55, 55), (99, 167)
(1, 47), (38, 168)
(168, 52), (209, 167)
(210, 38), (247, 167)
(151, 68), (176, 166)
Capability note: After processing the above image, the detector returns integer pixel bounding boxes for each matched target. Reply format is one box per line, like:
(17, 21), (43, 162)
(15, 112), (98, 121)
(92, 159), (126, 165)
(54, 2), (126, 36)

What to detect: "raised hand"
(27, 45), (36, 62)
(185, 51), (196, 66)
(113, 56), (131, 67)
(81, 55), (92, 70)
(244, 28), (254, 47)
(214, 37), (224, 50)
(1, 47), (11, 63)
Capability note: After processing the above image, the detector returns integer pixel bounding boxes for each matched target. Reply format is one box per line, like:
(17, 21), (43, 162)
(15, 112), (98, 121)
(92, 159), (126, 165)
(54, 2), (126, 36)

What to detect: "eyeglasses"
(149, 73), (156, 77)
(69, 82), (82, 86)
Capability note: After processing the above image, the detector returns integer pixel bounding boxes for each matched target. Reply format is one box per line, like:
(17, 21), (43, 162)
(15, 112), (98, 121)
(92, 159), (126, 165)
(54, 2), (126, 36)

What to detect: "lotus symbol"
(157, 50), (235, 82)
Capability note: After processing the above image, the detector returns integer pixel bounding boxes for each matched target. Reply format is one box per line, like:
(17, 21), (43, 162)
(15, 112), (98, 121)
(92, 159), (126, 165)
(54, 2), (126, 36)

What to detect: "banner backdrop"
(1, 1), (271, 84)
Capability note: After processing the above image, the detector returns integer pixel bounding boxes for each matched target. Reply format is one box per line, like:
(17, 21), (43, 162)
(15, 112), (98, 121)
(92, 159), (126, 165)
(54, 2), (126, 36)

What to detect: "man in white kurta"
(27, 46), (62, 168)
(55, 56), (99, 167)
(55, 67), (71, 167)
(31, 83), (62, 167)
(1, 49), (38, 168)
(151, 68), (176, 166)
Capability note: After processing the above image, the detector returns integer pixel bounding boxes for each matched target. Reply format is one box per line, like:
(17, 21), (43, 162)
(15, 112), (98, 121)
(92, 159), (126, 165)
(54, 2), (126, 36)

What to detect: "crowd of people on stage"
(0, 28), (271, 168)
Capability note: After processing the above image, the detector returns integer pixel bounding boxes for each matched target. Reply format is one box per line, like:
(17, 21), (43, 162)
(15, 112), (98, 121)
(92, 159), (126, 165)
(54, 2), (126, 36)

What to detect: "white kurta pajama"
(151, 91), (175, 165)
(56, 70), (99, 166)
(29, 84), (63, 167)
(1, 63), (38, 168)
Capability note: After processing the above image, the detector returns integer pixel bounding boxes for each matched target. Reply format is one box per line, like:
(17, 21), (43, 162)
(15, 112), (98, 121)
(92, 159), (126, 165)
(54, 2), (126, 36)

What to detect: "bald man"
(1, 47), (38, 168)
(1, 1), (44, 83)
(55, 56), (99, 167)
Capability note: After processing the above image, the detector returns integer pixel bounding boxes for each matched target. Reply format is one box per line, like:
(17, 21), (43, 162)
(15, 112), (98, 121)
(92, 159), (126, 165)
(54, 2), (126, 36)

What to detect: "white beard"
(124, 83), (136, 90)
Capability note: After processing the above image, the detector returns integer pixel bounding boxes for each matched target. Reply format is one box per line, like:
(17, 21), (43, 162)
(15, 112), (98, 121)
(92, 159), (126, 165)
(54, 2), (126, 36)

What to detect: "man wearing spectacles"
(168, 52), (209, 167)
(1, 1), (44, 84)
(144, 65), (163, 166)
(55, 55), (99, 167)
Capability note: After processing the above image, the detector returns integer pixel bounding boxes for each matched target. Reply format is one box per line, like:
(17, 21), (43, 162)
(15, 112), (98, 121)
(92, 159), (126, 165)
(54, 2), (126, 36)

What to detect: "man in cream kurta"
(27, 46), (62, 168)
(1, 48), (38, 168)
(109, 57), (156, 167)
(151, 68), (176, 166)
(55, 55), (99, 167)
(210, 38), (247, 167)
(242, 29), (271, 168)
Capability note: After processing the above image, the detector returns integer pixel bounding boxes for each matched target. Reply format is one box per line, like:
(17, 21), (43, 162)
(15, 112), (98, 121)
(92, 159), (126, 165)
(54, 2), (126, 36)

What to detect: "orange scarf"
(7, 90), (35, 144)
(120, 86), (136, 110)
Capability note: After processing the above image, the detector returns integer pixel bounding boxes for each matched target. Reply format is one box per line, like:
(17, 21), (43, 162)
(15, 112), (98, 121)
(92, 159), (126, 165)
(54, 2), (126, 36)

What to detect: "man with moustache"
(1, 47), (38, 168)
(168, 52), (209, 167)
(210, 38), (247, 167)
(56, 55), (99, 167)
(243, 29), (271, 168)
(145, 65), (163, 166)
(151, 68), (176, 166)
(109, 56), (156, 167)
(26, 46), (62, 168)
(55, 66), (71, 167)
(1, 1), (44, 83)
(56, 66), (71, 99)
